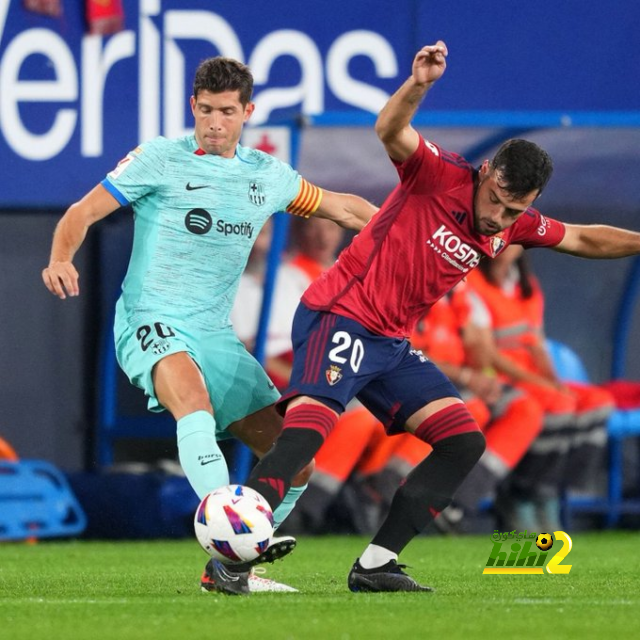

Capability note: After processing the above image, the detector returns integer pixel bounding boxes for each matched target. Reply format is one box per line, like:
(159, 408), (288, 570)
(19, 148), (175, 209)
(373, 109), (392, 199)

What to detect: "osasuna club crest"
(248, 182), (266, 205)
(326, 365), (343, 386)
(490, 235), (506, 257)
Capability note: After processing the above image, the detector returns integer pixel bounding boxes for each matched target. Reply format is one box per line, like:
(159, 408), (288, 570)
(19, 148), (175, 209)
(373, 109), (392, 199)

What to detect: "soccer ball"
(194, 484), (274, 563)
(535, 532), (554, 551)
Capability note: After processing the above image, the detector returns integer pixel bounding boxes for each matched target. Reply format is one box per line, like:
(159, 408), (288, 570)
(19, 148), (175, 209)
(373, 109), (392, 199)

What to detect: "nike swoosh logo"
(200, 459), (219, 466)
(186, 182), (209, 190)
(217, 564), (240, 581)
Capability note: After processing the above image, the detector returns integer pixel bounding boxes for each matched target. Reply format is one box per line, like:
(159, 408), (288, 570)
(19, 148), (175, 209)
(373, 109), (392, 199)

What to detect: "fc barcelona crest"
(248, 182), (266, 205)
(151, 339), (171, 356)
(326, 365), (343, 386)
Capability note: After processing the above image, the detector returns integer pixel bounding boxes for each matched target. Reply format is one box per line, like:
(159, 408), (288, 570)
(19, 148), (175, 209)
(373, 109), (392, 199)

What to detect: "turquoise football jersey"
(102, 135), (301, 332)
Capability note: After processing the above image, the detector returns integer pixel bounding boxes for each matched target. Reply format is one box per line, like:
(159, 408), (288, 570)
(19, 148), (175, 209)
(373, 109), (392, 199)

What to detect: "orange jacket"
(0, 436), (18, 461)
(466, 269), (544, 373)
(411, 285), (472, 367)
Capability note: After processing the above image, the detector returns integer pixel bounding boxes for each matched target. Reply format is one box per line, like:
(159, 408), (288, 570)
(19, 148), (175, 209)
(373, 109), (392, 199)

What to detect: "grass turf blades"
(0, 533), (637, 639)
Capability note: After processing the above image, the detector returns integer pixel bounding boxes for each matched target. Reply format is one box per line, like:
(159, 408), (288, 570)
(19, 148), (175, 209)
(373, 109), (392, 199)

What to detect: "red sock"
(247, 403), (338, 508)
(415, 402), (480, 445)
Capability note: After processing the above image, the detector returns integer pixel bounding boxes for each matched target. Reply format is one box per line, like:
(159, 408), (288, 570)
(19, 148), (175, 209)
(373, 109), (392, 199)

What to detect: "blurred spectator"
(466, 246), (616, 531)
(231, 219), (304, 388)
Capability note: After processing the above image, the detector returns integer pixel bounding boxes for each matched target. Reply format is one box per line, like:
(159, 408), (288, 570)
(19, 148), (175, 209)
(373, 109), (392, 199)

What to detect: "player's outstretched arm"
(42, 184), (121, 299)
(375, 41), (448, 163)
(313, 190), (378, 231)
(554, 223), (640, 259)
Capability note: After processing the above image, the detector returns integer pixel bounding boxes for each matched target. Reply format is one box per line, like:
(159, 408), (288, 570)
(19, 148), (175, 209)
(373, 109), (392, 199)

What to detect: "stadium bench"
(547, 339), (640, 528)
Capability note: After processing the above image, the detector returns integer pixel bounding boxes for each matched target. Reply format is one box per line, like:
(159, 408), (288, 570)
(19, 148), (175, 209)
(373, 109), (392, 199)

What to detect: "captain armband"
(286, 179), (323, 218)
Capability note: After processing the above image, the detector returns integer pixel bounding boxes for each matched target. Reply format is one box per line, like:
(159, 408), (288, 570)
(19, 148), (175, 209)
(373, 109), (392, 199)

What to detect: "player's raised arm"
(553, 223), (640, 259)
(375, 41), (448, 163)
(42, 184), (121, 299)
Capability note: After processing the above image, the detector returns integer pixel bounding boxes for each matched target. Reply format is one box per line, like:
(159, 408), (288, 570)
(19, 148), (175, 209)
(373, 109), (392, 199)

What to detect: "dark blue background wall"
(2, 0), (639, 206)
(1, 1), (639, 471)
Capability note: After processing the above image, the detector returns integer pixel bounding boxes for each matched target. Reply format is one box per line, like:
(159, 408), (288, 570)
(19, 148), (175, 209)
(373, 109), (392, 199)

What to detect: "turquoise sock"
(272, 484), (308, 530)
(177, 410), (228, 499)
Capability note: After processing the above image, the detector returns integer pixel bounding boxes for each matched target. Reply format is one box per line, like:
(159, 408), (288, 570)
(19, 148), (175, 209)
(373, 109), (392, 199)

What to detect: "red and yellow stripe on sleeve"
(286, 178), (323, 218)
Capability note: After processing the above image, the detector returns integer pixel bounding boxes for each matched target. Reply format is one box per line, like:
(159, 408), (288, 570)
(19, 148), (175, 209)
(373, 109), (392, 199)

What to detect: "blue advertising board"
(1, 0), (638, 207)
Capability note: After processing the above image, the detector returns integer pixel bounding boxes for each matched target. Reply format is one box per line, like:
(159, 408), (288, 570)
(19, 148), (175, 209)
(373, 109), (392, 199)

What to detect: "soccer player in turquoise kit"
(241, 41), (640, 593)
(42, 57), (376, 594)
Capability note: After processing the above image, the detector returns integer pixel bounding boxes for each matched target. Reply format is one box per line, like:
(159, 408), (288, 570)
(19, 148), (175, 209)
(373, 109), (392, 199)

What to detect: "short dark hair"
(192, 57), (253, 105)
(491, 139), (553, 199)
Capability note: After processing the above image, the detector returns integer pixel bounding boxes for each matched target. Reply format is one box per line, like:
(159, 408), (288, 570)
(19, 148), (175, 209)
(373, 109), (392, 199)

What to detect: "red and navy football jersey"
(302, 137), (565, 338)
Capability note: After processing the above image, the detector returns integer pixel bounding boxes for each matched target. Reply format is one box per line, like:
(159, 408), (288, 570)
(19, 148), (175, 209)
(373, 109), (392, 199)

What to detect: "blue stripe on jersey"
(101, 178), (129, 206)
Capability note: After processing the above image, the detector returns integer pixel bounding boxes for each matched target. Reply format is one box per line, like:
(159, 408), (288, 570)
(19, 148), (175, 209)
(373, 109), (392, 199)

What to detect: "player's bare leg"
(229, 404), (315, 490)
(153, 353), (230, 497)
(229, 405), (314, 559)
(153, 357), (299, 594)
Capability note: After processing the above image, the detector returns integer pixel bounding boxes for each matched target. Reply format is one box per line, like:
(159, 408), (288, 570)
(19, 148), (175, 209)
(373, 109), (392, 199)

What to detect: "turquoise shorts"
(114, 309), (280, 436)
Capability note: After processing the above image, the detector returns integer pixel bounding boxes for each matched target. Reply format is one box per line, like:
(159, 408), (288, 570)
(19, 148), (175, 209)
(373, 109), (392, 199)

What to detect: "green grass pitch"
(1, 533), (638, 639)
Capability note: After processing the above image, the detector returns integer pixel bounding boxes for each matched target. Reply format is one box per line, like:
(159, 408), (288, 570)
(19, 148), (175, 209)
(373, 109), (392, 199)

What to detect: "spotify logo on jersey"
(185, 209), (213, 234)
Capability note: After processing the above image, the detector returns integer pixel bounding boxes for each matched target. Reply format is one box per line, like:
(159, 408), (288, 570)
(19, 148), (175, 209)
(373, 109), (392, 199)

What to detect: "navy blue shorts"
(277, 304), (460, 434)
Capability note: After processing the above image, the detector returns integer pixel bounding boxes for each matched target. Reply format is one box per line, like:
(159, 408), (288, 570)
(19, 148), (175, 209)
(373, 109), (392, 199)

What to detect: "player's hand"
(413, 41), (448, 85)
(467, 371), (502, 405)
(42, 261), (79, 299)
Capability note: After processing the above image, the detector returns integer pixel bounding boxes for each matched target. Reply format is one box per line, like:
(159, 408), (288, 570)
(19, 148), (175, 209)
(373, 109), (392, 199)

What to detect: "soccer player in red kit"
(212, 42), (640, 594)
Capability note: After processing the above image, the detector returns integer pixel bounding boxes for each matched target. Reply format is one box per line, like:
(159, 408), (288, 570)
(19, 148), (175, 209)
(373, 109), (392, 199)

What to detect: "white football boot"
(247, 567), (298, 593)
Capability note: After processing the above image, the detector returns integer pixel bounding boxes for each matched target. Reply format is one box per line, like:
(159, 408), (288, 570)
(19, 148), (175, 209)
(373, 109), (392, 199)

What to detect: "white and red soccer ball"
(194, 484), (274, 563)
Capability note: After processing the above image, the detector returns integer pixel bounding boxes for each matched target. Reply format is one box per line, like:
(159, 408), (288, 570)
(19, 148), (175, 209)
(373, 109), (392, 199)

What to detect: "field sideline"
(0, 533), (637, 639)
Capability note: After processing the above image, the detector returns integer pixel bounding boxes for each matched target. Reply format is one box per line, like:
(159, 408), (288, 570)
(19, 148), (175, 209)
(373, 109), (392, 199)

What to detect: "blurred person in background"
(466, 245), (616, 530)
